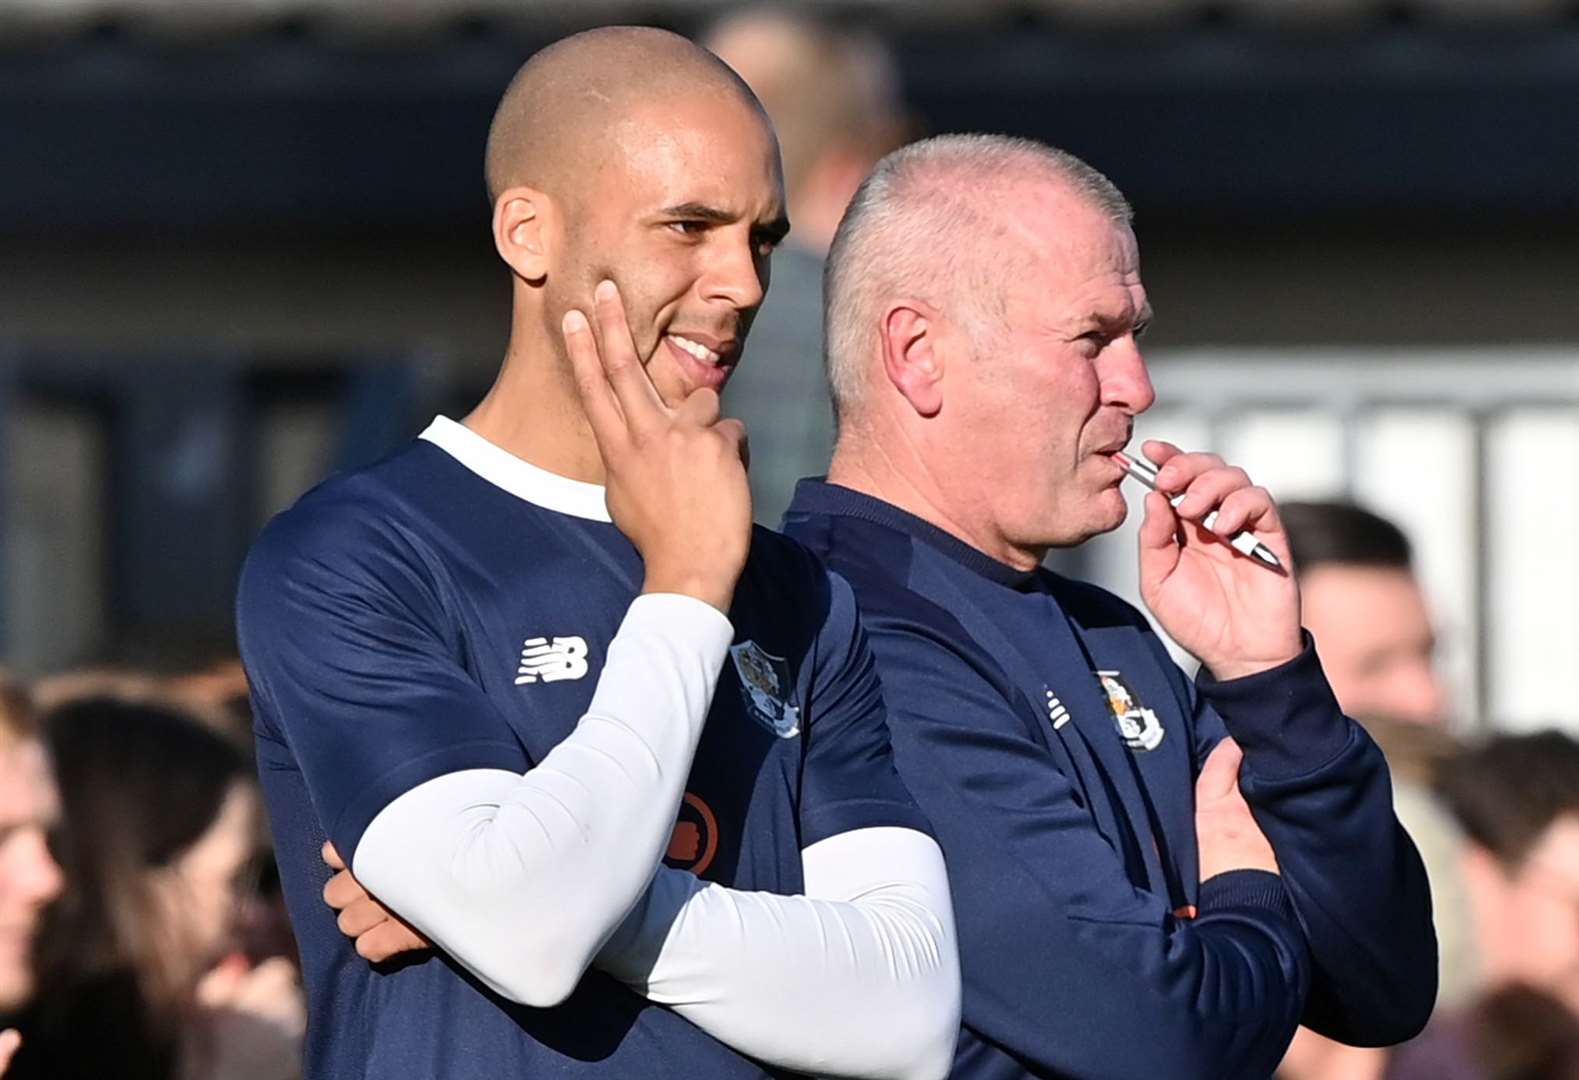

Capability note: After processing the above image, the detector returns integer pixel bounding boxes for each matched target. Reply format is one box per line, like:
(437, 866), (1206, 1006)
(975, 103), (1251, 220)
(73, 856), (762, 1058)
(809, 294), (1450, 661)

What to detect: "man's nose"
(1101, 338), (1156, 416)
(700, 235), (767, 313)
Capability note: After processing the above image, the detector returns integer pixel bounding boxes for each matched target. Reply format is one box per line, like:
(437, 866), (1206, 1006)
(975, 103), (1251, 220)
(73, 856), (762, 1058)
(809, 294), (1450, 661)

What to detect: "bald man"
(237, 28), (957, 1080)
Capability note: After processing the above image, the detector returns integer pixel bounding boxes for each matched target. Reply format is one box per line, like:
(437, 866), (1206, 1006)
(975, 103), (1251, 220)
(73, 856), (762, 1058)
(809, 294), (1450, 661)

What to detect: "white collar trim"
(419, 415), (611, 522)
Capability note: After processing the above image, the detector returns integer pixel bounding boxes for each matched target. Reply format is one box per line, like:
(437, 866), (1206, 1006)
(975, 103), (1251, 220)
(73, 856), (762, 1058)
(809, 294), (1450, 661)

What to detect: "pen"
(1112, 452), (1283, 570)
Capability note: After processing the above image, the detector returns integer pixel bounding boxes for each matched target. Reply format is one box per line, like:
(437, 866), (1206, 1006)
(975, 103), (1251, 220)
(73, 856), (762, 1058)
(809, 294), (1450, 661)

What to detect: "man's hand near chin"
(1134, 441), (1301, 681)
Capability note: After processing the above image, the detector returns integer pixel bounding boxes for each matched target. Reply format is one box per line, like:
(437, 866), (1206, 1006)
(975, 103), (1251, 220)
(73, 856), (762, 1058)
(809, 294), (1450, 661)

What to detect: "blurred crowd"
(1274, 504), (1579, 1080)
(0, 665), (303, 1079)
(0, 7), (1575, 1080)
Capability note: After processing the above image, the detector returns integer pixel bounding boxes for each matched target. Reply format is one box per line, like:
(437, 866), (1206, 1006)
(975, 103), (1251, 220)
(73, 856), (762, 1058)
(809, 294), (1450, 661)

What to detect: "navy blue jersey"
(236, 421), (929, 1080)
(784, 479), (1436, 1080)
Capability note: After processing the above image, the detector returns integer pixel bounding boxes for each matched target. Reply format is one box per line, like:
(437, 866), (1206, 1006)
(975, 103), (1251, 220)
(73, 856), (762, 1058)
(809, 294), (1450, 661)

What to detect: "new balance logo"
(516, 636), (589, 684)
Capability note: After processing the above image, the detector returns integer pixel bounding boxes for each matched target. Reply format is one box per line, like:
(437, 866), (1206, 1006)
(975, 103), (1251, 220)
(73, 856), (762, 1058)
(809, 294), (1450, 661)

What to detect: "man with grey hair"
(782, 134), (1437, 1078)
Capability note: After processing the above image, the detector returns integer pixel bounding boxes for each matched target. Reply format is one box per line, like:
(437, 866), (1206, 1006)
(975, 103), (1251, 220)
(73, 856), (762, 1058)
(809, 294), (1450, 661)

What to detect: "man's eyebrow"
(658, 202), (737, 225)
(658, 203), (791, 241)
(1089, 303), (1154, 332)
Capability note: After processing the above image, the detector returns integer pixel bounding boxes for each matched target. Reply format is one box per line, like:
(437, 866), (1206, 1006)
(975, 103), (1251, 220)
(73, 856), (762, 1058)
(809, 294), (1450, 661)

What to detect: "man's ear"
(492, 186), (551, 283)
(879, 300), (945, 418)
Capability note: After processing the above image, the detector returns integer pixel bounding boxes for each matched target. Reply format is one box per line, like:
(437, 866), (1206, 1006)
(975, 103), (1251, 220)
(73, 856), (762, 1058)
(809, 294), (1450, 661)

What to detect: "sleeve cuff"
(1198, 869), (1296, 923)
(1195, 632), (1355, 779)
(582, 592), (736, 741)
(626, 591), (737, 645)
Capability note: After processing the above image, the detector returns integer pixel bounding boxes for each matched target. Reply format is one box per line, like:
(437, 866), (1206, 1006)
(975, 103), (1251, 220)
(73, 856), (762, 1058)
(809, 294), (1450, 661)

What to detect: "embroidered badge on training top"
(730, 641), (801, 739)
(1096, 670), (1165, 752)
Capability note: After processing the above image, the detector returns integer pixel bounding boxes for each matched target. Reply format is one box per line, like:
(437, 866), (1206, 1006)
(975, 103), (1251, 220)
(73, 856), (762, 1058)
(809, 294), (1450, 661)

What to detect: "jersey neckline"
(419, 415), (612, 523)
(787, 478), (1044, 590)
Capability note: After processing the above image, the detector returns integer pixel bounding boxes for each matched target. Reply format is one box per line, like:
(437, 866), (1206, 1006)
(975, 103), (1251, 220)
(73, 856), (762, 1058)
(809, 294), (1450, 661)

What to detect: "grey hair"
(822, 133), (1132, 426)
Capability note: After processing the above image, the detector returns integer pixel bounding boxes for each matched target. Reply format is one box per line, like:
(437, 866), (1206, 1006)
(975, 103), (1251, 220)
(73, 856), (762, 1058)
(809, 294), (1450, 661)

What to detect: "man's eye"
(668, 220), (707, 236)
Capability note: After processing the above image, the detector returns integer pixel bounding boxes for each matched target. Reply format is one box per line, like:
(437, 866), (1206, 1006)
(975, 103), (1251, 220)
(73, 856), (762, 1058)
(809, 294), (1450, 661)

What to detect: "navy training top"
(236, 421), (930, 1080)
(784, 478), (1437, 1080)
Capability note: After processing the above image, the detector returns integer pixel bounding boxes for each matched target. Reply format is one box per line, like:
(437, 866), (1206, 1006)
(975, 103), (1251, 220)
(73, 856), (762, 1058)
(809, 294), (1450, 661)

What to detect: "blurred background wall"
(2, 0), (1577, 732)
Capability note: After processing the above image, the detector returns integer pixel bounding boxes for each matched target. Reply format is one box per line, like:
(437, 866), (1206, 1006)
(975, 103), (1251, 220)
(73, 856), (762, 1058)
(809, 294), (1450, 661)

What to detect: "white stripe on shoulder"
(419, 416), (611, 522)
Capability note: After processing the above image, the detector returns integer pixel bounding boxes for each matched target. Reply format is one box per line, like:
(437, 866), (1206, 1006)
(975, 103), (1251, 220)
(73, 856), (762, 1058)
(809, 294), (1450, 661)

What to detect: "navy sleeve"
(237, 503), (530, 863)
(797, 569), (934, 848)
(864, 611), (1311, 1080)
(1193, 638), (1438, 1046)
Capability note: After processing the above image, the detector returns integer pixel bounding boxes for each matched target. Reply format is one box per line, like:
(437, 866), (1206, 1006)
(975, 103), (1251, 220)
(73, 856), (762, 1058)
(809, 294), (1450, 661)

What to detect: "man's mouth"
(1095, 435), (1133, 459)
(660, 330), (741, 393)
(665, 333), (729, 367)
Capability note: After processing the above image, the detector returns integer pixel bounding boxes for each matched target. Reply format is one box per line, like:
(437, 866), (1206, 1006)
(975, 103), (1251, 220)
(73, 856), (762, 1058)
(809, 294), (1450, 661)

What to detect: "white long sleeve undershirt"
(353, 592), (731, 1007)
(352, 592), (960, 1080)
(598, 827), (959, 1080)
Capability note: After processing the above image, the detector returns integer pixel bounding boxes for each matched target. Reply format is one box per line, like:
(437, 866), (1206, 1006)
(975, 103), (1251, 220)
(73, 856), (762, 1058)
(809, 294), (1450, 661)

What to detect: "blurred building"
(2, 1), (1577, 732)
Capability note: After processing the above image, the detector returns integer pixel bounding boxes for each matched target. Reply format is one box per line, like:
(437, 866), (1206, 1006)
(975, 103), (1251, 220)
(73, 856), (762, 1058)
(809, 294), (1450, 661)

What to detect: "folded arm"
(1192, 638), (1439, 1045)
(597, 826), (959, 1080)
(348, 593), (732, 1008)
(861, 616), (1311, 1080)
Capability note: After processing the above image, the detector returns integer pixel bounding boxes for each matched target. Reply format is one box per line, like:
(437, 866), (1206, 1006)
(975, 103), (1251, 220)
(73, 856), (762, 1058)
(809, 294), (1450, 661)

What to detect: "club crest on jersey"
(729, 641), (800, 738)
(1097, 670), (1165, 752)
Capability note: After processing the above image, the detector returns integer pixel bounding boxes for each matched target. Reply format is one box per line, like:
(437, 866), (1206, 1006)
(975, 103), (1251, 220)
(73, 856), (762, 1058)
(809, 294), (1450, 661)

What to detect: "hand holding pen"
(1113, 451), (1282, 570)
(1124, 441), (1302, 681)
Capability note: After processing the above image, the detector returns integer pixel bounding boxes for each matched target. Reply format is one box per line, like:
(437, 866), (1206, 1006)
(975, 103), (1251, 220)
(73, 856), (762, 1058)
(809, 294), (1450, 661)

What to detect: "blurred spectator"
(13, 696), (303, 1080)
(29, 668), (166, 714)
(32, 658), (298, 969)
(1438, 731), (1579, 1014)
(31, 630), (254, 746)
(1281, 500), (1447, 726)
(1386, 731), (1579, 1079)
(0, 677), (65, 1076)
(1280, 503), (1470, 993)
(1387, 984), (1579, 1080)
(1277, 501), (1467, 1080)
(704, 6), (911, 524)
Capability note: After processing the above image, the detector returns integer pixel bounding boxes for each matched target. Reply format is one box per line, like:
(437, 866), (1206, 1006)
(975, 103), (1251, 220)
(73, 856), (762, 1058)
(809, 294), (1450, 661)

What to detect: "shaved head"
(476, 25), (788, 425)
(486, 27), (766, 206)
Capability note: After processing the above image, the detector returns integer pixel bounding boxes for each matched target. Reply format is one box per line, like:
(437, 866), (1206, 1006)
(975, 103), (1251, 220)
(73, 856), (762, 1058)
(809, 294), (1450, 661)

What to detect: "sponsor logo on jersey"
(729, 641), (800, 738)
(665, 792), (719, 876)
(515, 636), (589, 684)
(1096, 669), (1164, 752)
